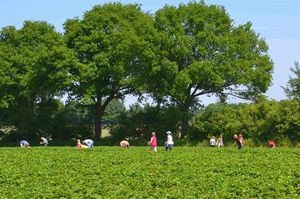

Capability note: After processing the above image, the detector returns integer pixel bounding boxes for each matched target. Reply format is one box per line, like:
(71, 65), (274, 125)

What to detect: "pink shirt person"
(150, 133), (157, 147)
(149, 132), (157, 152)
(76, 139), (87, 149)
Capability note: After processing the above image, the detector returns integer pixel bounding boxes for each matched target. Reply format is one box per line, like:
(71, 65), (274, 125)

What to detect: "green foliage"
(0, 21), (75, 101)
(139, 2), (273, 135)
(113, 104), (181, 141)
(51, 101), (94, 139)
(102, 99), (126, 125)
(191, 100), (300, 145)
(0, 147), (299, 198)
(192, 103), (242, 141)
(0, 21), (75, 136)
(283, 61), (300, 100)
(64, 3), (155, 138)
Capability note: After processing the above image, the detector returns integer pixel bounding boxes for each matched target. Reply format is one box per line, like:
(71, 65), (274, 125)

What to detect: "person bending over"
(120, 140), (130, 148)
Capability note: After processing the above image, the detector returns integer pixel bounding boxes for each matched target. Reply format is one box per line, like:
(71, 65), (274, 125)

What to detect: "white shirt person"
(82, 139), (94, 148)
(40, 137), (48, 146)
(165, 131), (174, 151)
(20, 140), (30, 148)
(120, 140), (130, 148)
(210, 136), (216, 147)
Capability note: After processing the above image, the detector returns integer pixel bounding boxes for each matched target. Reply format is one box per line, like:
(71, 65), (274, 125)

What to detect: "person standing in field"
(20, 140), (30, 148)
(217, 135), (224, 148)
(149, 132), (157, 152)
(268, 140), (276, 148)
(209, 136), (216, 147)
(82, 139), (94, 148)
(233, 134), (242, 150)
(40, 137), (48, 146)
(120, 140), (130, 148)
(165, 131), (174, 151)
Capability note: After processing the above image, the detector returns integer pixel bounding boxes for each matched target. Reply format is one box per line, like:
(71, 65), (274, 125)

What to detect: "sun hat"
(166, 131), (171, 134)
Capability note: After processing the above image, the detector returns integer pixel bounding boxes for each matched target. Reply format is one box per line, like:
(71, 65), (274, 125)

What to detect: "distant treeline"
(0, 99), (299, 147)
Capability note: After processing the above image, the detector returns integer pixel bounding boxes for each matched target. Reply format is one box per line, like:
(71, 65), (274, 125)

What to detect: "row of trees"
(114, 99), (300, 146)
(0, 2), (278, 141)
(192, 99), (300, 145)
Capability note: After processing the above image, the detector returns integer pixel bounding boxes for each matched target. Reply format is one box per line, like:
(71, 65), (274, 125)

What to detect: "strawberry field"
(0, 147), (299, 198)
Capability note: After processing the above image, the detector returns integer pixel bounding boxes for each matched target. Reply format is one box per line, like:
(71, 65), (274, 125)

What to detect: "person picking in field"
(149, 132), (157, 152)
(209, 136), (216, 147)
(268, 140), (276, 148)
(120, 140), (130, 148)
(40, 137), (48, 146)
(233, 134), (242, 150)
(165, 131), (174, 151)
(76, 139), (88, 149)
(82, 139), (94, 148)
(20, 140), (30, 148)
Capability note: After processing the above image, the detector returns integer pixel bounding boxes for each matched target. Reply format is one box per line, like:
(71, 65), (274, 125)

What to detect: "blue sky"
(1, 0), (300, 106)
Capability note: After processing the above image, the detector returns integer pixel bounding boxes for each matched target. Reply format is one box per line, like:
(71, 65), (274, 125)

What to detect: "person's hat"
(166, 131), (171, 134)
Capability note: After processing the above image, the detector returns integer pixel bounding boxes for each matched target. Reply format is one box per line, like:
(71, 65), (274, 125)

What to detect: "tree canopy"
(283, 61), (300, 100)
(0, 21), (75, 136)
(138, 2), (273, 135)
(64, 3), (155, 139)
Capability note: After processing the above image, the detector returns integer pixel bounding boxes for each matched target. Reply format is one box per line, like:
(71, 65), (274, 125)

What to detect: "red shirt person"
(268, 140), (276, 148)
(233, 134), (242, 150)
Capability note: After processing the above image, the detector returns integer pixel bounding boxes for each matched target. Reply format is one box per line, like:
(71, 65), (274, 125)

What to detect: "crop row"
(0, 147), (299, 198)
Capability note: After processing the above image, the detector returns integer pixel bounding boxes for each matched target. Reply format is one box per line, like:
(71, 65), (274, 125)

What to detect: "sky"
(1, 0), (300, 106)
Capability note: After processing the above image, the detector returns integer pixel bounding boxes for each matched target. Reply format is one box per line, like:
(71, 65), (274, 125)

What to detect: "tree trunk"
(180, 111), (189, 138)
(94, 97), (102, 140)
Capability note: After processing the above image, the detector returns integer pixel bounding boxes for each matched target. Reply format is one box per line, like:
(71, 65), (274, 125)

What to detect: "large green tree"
(0, 21), (75, 136)
(64, 3), (154, 139)
(283, 61), (300, 100)
(142, 2), (273, 136)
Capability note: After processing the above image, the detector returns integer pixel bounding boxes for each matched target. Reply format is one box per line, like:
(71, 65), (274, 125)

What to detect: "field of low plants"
(0, 146), (299, 198)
